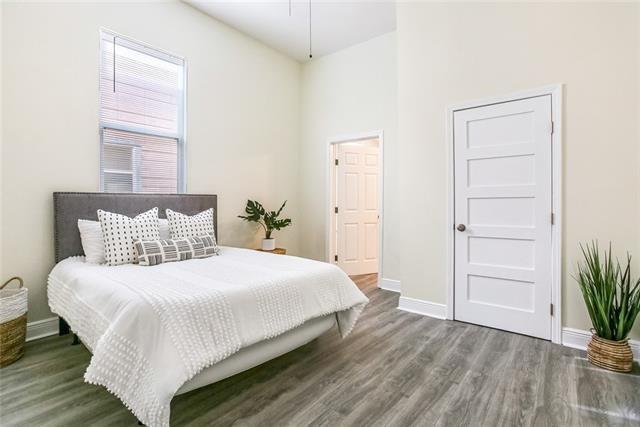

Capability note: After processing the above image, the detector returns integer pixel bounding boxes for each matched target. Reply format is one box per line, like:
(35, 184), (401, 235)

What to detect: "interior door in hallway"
(335, 140), (379, 276)
(453, 95), (553, 340)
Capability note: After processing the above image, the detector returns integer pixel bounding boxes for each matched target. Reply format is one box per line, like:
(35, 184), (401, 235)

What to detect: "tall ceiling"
(184, 1), (396, 62)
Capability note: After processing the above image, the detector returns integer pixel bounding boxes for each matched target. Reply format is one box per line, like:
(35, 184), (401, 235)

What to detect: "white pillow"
(159, 218), (170, 240)
(77, 218), (168, 264)
(77, 219), (105, 264)
(98, 208), (160, 266)
(166, 208), (219, 254)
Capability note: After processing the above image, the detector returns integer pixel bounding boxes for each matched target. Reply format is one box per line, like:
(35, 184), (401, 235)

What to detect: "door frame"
(446, 85), (563, 344)
(326, 130), (384, 287)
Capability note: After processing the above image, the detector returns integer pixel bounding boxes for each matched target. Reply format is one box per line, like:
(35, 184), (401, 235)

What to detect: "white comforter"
(48, 247), (368, 427)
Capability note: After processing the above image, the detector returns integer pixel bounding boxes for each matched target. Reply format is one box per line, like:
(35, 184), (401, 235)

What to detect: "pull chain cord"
(308, 0), (312, 59)
(289, 0), (291, 16)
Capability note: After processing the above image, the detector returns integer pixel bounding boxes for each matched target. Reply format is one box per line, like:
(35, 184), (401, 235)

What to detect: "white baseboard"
(26, 317), (59, 342)
(378, 278), (400, 293)
(562, 327), (640, 361)
(398, 296), (447, 320)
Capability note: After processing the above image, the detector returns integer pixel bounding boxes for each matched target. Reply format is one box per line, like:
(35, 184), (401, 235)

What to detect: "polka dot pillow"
(98, 207), (160, 266)
(166, 208), (219, 254)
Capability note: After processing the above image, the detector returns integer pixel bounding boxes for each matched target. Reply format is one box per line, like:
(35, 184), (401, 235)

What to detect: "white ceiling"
(184, 1), (396, 62)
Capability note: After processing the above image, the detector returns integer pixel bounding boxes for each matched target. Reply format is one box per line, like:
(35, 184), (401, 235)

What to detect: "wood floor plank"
(532, 344), (585, 427)
(1, 273), (638, 427)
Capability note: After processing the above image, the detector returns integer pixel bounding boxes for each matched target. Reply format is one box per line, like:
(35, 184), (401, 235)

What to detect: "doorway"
(328, 133), (382, 278)
(450, 89), (561, 341)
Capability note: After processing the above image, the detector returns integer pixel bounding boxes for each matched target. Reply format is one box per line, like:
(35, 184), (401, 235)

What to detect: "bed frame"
(51, 191), (336, 401)
(53, 192), (218, 335)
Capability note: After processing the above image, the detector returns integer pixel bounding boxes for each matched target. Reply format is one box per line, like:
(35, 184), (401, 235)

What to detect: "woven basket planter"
(587, 333), (633, 373)
(0, 277), (28, 368)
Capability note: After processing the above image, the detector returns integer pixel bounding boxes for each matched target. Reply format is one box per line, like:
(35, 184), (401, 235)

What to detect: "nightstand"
(256, 248), (287, 255)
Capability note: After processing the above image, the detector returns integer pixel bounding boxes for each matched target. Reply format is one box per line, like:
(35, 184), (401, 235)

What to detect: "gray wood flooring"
(1, 273), (639, 426)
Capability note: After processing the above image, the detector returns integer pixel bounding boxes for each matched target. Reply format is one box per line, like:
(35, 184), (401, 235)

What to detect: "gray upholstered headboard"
(53, 192), (217, 263)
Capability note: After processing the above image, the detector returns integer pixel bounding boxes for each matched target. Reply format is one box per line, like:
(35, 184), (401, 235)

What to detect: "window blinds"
(99, 30), (185, 193)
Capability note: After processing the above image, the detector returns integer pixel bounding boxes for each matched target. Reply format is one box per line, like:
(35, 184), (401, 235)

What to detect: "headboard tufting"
(53, 192), (217, 263)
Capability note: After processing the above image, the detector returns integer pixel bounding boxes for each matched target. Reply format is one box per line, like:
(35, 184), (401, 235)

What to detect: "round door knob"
(456, 224), (466, 232)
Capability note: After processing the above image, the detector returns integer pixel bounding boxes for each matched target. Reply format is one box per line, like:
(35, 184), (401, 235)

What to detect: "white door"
(335, 141), (379, 276)
(454, 96), (553, 340)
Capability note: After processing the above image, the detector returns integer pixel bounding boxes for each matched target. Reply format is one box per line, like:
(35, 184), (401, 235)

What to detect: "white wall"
(1, 1), (301, 322)
(298, 32), (399, 281)
(4, 1), (639, 342)
(0, 1), (3, 284)
(396, 2), (640, 339)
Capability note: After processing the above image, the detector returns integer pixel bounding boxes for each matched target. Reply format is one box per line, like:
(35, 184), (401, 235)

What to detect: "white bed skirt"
(74, 314), (336, 396)
(177, 314), (336, 394)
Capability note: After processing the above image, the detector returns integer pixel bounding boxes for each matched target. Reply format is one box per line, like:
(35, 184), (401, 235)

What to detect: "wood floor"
(1, 273), (639, 426)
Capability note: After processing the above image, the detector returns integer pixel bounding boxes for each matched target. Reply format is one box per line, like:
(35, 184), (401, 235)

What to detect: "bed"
(48, 192), (368, 427)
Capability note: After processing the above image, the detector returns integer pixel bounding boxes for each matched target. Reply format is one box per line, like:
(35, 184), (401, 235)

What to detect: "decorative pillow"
(76, 218), (167, 264)
(158, 218), (170, 240)
(77, 220), (105, 264)
(98, 208), (160, 266)
(134, 235), (218, 266)
(166, 208), (219, 253)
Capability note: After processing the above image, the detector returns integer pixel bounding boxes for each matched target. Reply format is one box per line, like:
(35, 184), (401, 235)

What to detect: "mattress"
(47, 246), (368, 426)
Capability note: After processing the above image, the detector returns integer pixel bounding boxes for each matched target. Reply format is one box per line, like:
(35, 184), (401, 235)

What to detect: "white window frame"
(98, 29), (187, 193)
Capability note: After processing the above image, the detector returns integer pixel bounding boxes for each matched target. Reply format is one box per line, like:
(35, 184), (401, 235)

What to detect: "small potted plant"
(238, 200), (292, 251)
(575, 242), (640, 372)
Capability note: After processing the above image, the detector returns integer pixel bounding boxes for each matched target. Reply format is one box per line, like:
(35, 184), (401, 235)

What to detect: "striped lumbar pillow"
(134, 235), (219, 266)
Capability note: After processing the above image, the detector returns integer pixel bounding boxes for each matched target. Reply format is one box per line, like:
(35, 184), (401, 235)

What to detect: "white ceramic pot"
(261, 238), (276, 251)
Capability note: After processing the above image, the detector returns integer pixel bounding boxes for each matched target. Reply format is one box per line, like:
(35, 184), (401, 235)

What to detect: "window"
(99, 30), (185, 193)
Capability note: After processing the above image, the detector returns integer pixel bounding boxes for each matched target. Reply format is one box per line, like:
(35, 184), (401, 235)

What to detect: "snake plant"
(575, 242), (640, 341)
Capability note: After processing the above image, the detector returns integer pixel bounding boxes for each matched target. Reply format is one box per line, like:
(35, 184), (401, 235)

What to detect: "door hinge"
(334, 254), (338, 262)
(550, 121), (555, 135)
(335, 206), (339, 214)
(550, 303), (554, 316)
(335, 158), (339, 166)
(551, 212), (555, 225)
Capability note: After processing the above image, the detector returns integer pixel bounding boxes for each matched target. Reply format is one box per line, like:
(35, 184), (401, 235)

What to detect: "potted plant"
(238, 200), (292, 251)
(575, 242), (640, 372)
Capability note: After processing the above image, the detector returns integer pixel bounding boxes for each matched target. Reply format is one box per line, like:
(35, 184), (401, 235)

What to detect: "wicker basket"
(587, 332), (634, 373)
(0, 277), (28, 368)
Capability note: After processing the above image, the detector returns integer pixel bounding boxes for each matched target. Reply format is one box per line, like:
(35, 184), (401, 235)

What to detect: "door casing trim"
(326, 130), (384, 287)
(446, 84), (563, 344)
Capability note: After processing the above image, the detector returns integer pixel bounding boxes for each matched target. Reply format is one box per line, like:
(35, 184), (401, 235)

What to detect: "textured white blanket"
(48, 247), (368, 426)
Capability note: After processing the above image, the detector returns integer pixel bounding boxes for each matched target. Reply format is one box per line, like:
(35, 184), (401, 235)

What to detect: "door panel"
(467, 111), (535, 147)
(345, 173), (359, 210)
(364, 174), (377, 210)
(344, 223), (359, 261)
(364, 222), (378, 260)
(336, 141), (379, 275)
(454, 95), (552, 340)
(468, 236), (535, 269)
(468, 197), (535, 227)
(467, 154), (536, 187)
(467, 275), (535, 312)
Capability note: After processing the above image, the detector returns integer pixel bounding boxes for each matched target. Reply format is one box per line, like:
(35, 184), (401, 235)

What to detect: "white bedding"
(47, 247), (368, 427)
